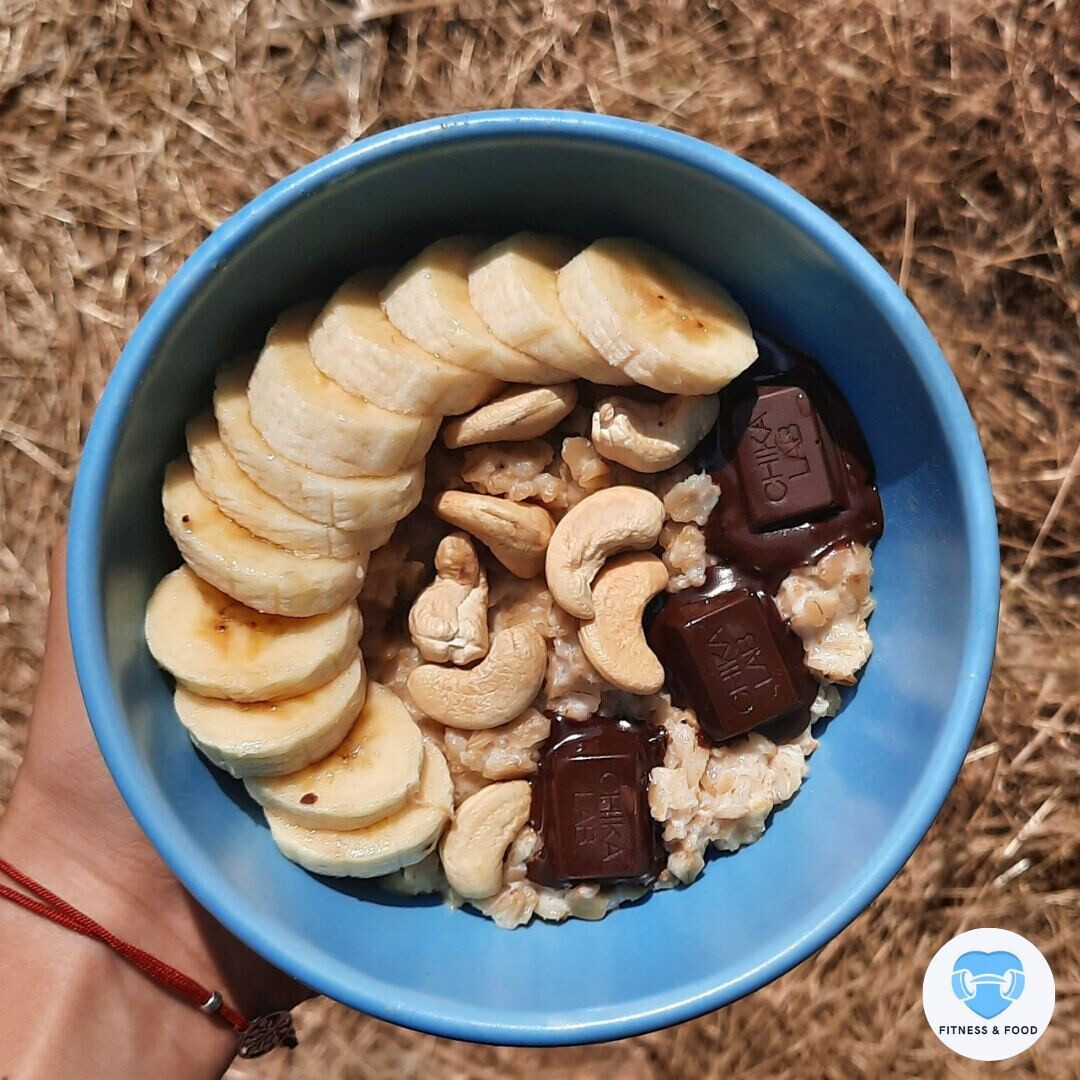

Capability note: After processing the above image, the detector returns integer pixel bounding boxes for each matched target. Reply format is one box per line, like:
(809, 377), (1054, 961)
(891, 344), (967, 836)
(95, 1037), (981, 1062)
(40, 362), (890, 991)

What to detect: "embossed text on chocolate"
(736, 385), (842, 530)
(747, 409), (811, 501)
(571, 770), (628, 863)
(706, 616), (781, 716)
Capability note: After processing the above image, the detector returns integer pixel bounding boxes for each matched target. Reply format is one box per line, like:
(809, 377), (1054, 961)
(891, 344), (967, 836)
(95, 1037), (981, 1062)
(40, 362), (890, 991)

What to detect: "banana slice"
(265, 741), (453, 878)
(215, 363), (424, 532)
(163, 458), (366, 617)
(174, 655), (367, 779)
(468, 233), (632, 385)
(381, 236), (569, 385)
(245, 682), (423, 829)
(145, 565), (359, 702)
(557, 238), (758, 394)
(187, 411), (392, 559)
(309, 271), (501, 417)
(247, 306), (440, 478)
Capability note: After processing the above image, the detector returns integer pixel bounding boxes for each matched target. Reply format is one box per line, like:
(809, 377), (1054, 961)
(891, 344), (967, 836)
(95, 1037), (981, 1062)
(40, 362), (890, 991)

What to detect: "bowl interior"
(72, 114), (996, 1044)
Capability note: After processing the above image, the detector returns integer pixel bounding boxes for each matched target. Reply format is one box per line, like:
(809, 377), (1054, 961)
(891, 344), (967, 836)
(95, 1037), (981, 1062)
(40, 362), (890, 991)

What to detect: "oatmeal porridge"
(143, 233), (883, 927)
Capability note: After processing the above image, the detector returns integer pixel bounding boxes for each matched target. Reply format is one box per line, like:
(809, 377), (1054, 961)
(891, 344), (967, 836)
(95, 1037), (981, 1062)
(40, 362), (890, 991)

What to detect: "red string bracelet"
(0, 856), (297, 1059)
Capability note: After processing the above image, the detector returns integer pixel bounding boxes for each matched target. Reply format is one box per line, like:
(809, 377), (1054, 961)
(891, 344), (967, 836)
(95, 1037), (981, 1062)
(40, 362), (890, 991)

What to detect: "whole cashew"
(442, 383), (579, 448)
(407, 533), (489, 665)
(591, 394), (720, 473)
(544, 486), (664, 618)
(434, 490), (555, 579)
(578, 552), (669, 695)
(406, 625), (547, 729)
(440, 780), (532, 899)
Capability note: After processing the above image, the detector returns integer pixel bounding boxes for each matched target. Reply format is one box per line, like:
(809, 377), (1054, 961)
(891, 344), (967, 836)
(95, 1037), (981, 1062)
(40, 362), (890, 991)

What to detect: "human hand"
(0, 539), (308, 1079)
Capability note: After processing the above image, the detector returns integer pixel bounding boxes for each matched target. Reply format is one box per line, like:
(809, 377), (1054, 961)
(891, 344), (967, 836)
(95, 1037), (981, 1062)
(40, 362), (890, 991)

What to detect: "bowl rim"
(67, 108), (999, 1046)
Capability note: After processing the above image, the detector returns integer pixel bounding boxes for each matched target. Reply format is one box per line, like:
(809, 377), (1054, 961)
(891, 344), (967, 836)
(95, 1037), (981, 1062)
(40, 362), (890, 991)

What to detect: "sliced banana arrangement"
(265, 741), (454, 878)
(174, 656), (367, 779)
(188, 411), (392, 558)
(162, 459), (367, 618)
(214, 362), (426, 532)
(145, 233), (882, 929)
(245, 682), (424, 830)
(382, 235), (572, 385)
(557, 237), (758, 394)
(247, 305), (440, 478)
(468, 232), (632, 385)
(146, 565), (360, 702)
(309, 270), (500, 417)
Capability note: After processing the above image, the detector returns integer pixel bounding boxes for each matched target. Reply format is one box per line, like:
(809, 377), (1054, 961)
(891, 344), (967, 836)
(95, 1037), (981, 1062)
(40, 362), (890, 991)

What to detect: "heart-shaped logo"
(951, 950), (1025, 1019)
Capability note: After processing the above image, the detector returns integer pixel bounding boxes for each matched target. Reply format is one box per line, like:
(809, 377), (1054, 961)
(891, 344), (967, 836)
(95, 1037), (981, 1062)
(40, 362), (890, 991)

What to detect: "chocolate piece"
(736, 384), (845, 529)
(528, 714), (666, 889)
(703, 333), (883, 585)
(648, 565), (817, 745)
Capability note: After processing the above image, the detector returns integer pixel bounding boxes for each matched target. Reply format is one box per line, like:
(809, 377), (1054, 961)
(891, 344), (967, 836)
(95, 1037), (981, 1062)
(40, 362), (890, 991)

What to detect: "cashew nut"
(544, 486), (664, 618)
(407, 533), (489, 665)
(406, 625), (547, 729)
(591, 394), (720, 473)
(578, 553), (669, 694)
(440, 780), (532, 899)
(442, 383), (579, 448)
(434, 490), (555, 579)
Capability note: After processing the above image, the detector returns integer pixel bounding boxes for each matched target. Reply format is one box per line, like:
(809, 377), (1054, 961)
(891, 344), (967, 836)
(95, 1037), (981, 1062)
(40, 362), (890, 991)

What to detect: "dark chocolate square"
(735, 384), (844, 531)
(678, 591), (801, 738)
(547, 756), (649, 881)
(704, 335), (884, 583)
(528, 716), (665, 889)
(647, 566), (818, 746)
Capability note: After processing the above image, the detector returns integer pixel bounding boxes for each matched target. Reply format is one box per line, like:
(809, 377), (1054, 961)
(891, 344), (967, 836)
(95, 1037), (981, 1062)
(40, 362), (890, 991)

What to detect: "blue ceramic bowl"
(68, 110), (998, 1045)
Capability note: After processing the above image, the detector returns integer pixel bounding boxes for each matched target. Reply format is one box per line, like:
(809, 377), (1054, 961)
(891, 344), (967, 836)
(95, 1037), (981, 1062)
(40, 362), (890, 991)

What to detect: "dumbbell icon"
(951, 965), (1025, 1003)
(951, 949), (1026, 1020)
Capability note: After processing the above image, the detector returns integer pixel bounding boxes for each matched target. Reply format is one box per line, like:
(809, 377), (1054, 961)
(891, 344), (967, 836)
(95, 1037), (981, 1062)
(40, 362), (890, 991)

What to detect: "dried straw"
(1, 1), (1076, 1075)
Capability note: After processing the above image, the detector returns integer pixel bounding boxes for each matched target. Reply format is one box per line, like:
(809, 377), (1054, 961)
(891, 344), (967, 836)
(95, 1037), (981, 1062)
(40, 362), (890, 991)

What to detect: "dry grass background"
(1, 1), (1077, 1076)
